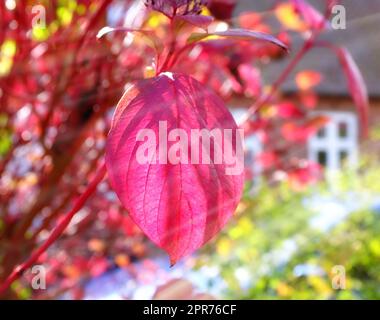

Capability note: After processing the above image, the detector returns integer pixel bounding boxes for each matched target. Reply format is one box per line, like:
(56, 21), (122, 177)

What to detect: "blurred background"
(0, 0), (379, 299)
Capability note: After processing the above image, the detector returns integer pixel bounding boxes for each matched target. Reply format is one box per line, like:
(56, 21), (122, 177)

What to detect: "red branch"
(238, 0), (335, 127)
(0, 163), (107, 297)
(238, 37), (315, 127)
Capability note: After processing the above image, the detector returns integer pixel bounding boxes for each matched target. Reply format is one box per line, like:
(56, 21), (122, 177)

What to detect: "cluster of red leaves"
(0, 0), (368, 299)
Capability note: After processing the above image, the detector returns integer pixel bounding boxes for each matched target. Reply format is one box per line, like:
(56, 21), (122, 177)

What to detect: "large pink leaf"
(106, 73), (244, 264)
(335, 47), (369, 137)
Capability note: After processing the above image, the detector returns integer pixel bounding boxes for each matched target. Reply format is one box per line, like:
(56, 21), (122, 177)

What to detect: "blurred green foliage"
(197, 159), (380, 299)
(0, 114), (12, 156)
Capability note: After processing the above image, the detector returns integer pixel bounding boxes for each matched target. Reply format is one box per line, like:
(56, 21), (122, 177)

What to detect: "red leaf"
(188, 28), (288, 51)
(208, 0), (237, 20)
(238, 64), (262, 97)
(106, 73), (244, 264)
(300, 91), (318, 109)
(257, 152), (279, 170)
(336, 47), (369, 137)
(175, 15), (214, 30)
(239, 12), (262, 30)
(282, 116), (329, 143)
(282, 123), (309, 143)
(88, 256), (109, 277)
(292, 0), (330, 30)
(295, 70), (322, 91)
(276, 101), (304, 119)
(288, 161), (323, 190)
(242, 119), (268, 135)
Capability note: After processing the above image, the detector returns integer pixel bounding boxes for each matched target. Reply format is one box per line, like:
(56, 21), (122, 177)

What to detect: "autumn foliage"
(0, 0), (368, 299)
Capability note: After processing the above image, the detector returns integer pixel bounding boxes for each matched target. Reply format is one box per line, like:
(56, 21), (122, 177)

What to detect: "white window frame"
(230, 108), (262, 177)
(308, 111), (358, 171)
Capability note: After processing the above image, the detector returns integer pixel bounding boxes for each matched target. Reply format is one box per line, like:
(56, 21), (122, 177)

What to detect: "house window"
(308, 111), (358, 170)
(230, 108), (262, 177)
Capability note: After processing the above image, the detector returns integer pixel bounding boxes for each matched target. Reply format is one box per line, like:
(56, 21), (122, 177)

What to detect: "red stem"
(0, 163), (107, 297)
(167, 42), (197, 70)
(238, 37), (314, 126)
(158, 18), (178, 74)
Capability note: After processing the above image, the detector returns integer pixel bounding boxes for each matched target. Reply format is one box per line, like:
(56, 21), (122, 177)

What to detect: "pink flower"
(145, 0), (208, 18)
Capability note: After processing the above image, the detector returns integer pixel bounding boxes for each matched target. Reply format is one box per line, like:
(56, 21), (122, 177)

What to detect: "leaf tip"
(169, 257), (178, 268)
(97, 26), (114, 39)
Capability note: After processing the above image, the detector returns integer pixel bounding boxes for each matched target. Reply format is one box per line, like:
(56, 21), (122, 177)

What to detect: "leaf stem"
(158, 18), (178, 74)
